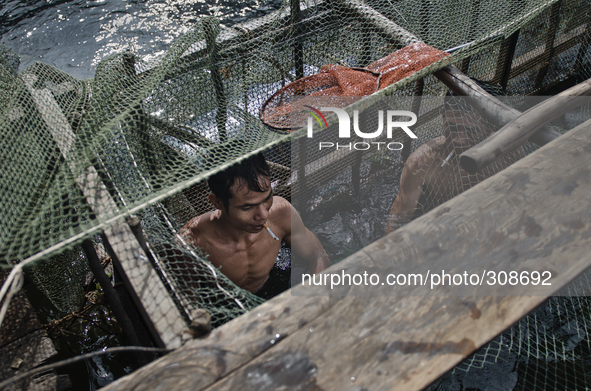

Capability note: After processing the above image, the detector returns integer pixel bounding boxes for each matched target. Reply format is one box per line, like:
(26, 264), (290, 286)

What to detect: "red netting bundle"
(260, 42), (449, 130)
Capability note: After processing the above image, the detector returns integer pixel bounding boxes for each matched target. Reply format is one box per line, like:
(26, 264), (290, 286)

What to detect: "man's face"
(223, 175), (274, 234)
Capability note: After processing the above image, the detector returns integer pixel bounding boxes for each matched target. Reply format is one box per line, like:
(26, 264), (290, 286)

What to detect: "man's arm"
(282, 204), (330, 274)
(386, 145), (431, 233)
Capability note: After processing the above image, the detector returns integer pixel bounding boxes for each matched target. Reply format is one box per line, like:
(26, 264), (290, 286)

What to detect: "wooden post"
(460, 0), (480, 73)
(81, 239), (152, 366)
(122, 53), (160, 189)
(460, 77), (591, 173)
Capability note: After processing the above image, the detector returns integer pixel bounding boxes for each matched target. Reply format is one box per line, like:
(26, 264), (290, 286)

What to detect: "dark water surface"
(0, 0), (282, 79)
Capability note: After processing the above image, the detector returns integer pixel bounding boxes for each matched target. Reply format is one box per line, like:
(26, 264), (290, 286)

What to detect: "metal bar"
(498, 31), (520, 91)
(291, 0), (305, 79)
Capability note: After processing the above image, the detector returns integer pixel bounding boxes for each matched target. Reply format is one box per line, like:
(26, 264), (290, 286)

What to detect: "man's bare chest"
(201, 238), (282, 284)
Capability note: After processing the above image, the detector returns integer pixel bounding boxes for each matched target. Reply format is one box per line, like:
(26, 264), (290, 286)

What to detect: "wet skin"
(180, 176), (330, 293)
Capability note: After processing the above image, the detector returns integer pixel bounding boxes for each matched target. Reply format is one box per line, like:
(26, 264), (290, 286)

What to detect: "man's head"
(207, 152), (271, 212)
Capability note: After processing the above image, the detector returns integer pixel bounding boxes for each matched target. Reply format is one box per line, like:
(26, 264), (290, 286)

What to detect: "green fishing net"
(0, 1), (590, 387)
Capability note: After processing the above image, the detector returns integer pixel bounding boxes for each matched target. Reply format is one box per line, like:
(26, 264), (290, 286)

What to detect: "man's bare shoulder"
(271, 195), (291, 213)
(269, 196), (293, 236)
(179, 211), (217, 245)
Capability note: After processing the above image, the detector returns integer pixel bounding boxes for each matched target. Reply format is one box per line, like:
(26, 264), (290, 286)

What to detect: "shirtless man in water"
(386, 94), (528, 232)
(180, 153), (330, 297)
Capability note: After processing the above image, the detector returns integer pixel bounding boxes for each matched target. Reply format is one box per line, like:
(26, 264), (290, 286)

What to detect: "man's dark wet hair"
(207, 152), (270, 211)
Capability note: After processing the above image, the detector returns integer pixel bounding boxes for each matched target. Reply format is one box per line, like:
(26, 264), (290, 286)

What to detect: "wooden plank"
(100, 293), (334, 390)
(23, 74), (189, 349)
(100, 99), (591, 390)
(460, 77), (591, 173)
(0, 272), (71, 390)
(204, 297), (544, 391)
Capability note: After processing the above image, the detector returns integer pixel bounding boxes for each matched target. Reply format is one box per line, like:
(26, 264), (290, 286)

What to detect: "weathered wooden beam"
(460, 77), (591, 173)
(0, 272), (68, 390)
(22, 74), (190, 349)
(434, 65), (562, 146)
(101, 293), (334, 390)
(0, 330), (62, 390)
(102, 112), (591, 391)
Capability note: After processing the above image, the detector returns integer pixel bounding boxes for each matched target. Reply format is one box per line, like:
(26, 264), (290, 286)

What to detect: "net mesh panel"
(0, 0), (591, 386)
(427, 268), (591, 391)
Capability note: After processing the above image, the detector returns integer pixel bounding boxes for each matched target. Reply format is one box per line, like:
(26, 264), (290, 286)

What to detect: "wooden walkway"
(101, 110), (591, 389)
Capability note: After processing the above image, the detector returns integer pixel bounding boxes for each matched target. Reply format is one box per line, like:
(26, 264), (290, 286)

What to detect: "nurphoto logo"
(305, 106), (418, 151)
